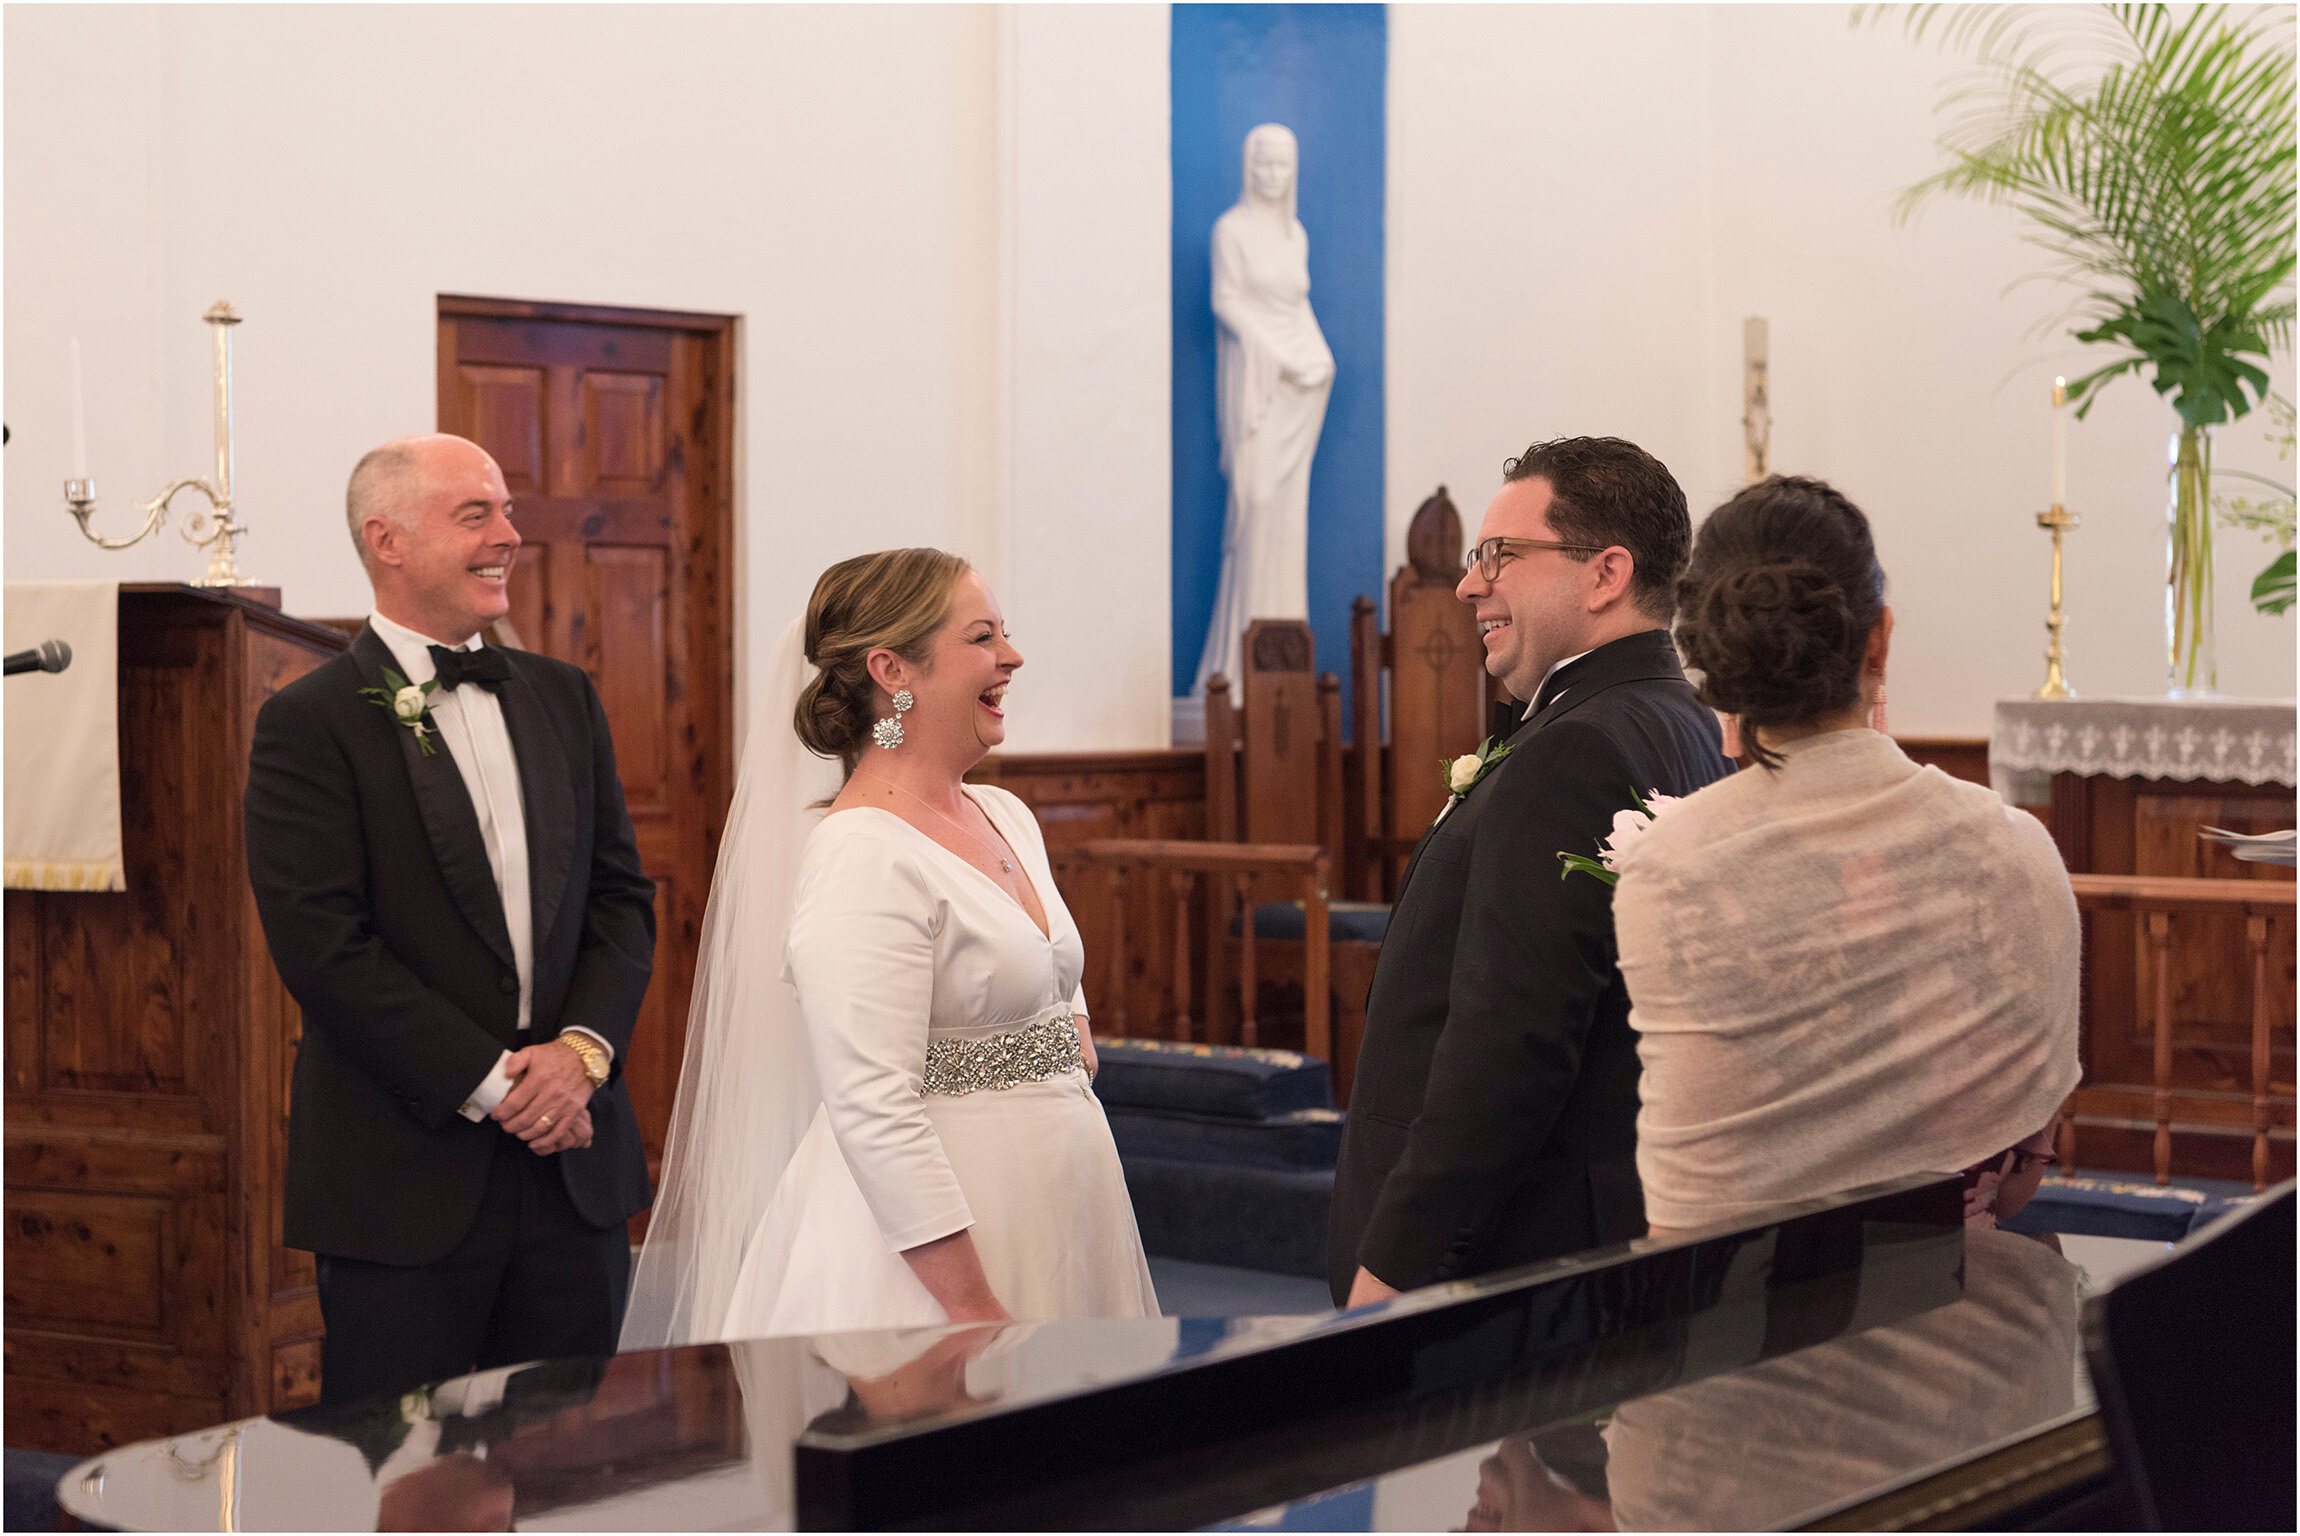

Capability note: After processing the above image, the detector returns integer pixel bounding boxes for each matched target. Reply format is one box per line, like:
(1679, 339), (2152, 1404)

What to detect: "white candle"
(2050, 376), (2067, 509)
(69, 337), (87, 481)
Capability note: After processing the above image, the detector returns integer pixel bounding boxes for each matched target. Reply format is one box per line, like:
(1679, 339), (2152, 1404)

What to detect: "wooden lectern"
(4, 585), (346, 1454)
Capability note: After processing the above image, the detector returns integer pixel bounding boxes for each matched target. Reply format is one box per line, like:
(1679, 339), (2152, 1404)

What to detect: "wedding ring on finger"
(537, 1113), (554, 1130)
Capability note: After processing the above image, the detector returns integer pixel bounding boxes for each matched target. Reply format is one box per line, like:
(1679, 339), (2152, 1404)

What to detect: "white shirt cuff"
(459, 1051), (516, 1122)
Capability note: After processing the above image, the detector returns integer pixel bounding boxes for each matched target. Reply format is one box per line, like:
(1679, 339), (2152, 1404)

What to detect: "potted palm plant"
(1877, 3), (2295, 692)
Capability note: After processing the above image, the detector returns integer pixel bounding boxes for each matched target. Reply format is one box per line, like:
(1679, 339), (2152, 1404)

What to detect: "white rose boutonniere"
(1437, 736), (1514, 821)
(360, 667), (442, 756)
(1559, 788), (1683, 887)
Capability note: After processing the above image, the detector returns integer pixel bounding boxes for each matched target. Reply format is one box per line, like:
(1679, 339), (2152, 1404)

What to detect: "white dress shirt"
(1524, 648), (1592, 720)
(367, 612), (609, 1121)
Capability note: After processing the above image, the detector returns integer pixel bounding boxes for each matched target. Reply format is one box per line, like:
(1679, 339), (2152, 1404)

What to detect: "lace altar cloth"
(1990, 696), (2297, 805)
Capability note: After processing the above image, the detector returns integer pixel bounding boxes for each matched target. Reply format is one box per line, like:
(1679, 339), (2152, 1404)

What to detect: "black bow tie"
(428, 644), (510, 693)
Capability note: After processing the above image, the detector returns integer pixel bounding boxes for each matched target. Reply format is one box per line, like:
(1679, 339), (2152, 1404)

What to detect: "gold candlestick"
(2034, 504), (2078, 699)
(63, 300), (251, 587)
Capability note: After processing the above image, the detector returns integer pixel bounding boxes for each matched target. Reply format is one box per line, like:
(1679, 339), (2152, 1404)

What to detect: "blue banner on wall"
(1170, 3), (1386, 730)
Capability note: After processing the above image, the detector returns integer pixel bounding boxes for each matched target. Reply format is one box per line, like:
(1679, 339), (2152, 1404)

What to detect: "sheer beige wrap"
(1614, 730), (2080, 1232)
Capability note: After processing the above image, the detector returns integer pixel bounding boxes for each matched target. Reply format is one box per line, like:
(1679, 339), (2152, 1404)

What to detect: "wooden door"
(437, 296), (735, 1232)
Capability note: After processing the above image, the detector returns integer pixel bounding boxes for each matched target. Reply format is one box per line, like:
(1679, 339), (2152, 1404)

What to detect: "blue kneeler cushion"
(1229, 899), (1391, 944)
(1107, 1106), (1344, 1172)
(1094, 1038), (1340, 1282)
(1092, 1038), (1335, 1118)
(2003, 1174), (2261, 1242)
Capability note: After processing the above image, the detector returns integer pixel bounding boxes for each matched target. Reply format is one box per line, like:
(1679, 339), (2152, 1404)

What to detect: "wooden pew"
(1202, 621), (1373, 1099)
(2063, 874), (2297, 1191)
(1347, 486), (1490, 902)
(1070, 840), (1330, 1068)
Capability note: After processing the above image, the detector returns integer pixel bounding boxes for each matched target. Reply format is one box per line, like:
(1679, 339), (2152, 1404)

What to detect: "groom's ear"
(1587, 546), (1637, 612)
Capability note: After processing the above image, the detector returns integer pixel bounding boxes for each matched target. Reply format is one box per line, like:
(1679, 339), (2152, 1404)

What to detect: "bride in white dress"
(620, 549), (1156, 1348)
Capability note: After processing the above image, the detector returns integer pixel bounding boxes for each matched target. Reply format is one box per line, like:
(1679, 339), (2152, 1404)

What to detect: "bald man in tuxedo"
(248, 434), (654, 1404)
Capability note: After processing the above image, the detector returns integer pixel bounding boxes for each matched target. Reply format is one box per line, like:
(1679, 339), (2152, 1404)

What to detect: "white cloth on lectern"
(4, 581), (123, 891)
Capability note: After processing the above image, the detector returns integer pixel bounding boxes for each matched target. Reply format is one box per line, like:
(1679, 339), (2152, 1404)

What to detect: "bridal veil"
(620, 617), (842, 1350)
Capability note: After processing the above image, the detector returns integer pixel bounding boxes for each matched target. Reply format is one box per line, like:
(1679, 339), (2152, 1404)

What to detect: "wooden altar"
(4, 585), (347, 1454)
(1993, 697), (2298, 1183)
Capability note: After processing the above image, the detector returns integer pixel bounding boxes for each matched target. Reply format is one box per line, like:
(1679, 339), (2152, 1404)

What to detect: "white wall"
(4, 3), (1173, 752)
(1388, 5), (1722, 570)
(1390, 5), (2295, 734)
(11, 4), (2289, 753)
(1003, 5), (1172, 752)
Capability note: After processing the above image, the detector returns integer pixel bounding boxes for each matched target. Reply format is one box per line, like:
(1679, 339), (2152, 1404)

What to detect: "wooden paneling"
(1897, 737), (1992, 791)
(461, 364), (548, 490)
(5, 586), (346, 1454)
(6, 1189), (169, 1332)
(583, 372), (665, 490)
(439, 296), (737, 1237)
(587, 545), (671, 813)
(620, 877), (685, 1212)
(2049, 768), (2297, 1182)
(271, 1339), (322, 1406)
(505, 544), (551, 657)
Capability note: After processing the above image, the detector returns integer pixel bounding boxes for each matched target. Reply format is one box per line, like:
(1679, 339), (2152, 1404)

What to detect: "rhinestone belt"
(920, 1013), (1083, 1097)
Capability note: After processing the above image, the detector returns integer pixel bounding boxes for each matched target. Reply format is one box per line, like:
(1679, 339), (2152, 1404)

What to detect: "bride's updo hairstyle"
(1674, 475), (1884, 770)
(797, 548), (972, 774)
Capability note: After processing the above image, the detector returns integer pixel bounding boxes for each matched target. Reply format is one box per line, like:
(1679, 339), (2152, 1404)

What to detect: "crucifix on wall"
(1743, 316), (1771, 485)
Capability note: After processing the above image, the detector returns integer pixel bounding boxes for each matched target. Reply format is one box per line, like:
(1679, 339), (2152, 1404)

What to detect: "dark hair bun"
(794, 664), (865, 762)
(1673, 475), (1885, 765)
(1679, 559), (1863, 720)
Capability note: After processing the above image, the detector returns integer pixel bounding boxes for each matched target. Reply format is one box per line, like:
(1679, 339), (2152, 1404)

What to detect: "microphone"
(4, 639), (73, 676)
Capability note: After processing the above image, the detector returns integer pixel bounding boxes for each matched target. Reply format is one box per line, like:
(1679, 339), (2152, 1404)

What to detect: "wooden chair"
(1204, 619), (1343, 867)
(1347, 486), (1495, 901)
(2062, 874), (2296, 1191)
(1070, 840), (1331, 1069)
(1201, 619), (1375, 1100)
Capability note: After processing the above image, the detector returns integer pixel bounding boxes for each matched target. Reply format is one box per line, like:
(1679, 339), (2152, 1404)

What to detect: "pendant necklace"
(857, 773), (1014, 874)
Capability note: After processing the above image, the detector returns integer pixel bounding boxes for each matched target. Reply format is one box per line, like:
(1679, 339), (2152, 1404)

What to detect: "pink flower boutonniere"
(1558, 787), (1682, 887)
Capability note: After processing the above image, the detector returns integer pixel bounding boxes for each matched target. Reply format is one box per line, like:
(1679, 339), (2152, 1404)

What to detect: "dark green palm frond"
(1865, 4), (2295, 425)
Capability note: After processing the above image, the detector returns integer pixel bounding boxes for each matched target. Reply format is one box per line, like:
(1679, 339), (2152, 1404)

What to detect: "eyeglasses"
(1462, 535), (1608, 582)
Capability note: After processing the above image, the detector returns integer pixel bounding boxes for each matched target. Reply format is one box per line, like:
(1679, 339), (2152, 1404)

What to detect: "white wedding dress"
(720, 783), (1158, 1338)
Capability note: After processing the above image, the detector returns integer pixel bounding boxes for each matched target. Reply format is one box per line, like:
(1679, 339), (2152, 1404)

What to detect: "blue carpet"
(4, 1448), (79, 1533)
(1149, 1255), (1335, 1318)
(1122, 1156), (1333, 1277)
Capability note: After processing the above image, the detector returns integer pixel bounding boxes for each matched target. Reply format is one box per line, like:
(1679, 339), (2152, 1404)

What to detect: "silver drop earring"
(872, 689), (914, 750)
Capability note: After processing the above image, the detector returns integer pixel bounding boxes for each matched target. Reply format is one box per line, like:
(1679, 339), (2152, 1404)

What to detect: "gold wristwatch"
(554, 1032), (610, 1089)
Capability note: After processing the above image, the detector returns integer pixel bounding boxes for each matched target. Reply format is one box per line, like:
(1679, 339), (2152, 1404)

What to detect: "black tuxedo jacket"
(246, 625), (655, 1264)
(1329, 628), (1731, 1300)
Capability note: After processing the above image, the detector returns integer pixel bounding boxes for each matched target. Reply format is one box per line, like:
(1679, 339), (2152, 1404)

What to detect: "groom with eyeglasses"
(1330, 436), (1733, 1307)
(246, 434), (655, 1404)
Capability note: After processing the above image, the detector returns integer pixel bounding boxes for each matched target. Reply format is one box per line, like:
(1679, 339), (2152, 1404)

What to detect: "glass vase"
(2166, 422), (2218, 696)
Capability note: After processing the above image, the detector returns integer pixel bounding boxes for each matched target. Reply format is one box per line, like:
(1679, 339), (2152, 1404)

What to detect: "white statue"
(1193, 123), (1335, 697)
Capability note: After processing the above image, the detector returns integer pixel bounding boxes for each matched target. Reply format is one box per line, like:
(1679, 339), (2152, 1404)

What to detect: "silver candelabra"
(64, 301), (251, 588)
